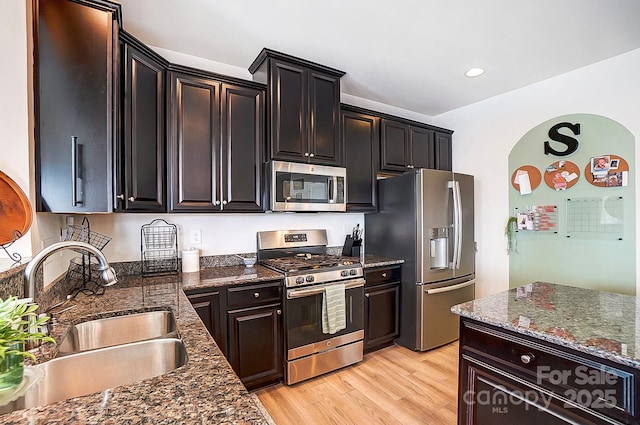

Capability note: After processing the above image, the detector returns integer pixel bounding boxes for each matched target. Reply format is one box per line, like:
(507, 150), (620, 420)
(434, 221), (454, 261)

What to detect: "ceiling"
(115, 0), (640, 116)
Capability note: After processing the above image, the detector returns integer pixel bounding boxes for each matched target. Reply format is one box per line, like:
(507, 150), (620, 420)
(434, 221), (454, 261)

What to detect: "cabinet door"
(459, 357), (609, 425)
(308, 71), (342, 166)
(342, 109), (379, 211)
(409, 126), (434, 169)
(35, 0), (116, 212)
(364, 283), (400, 352)
(168, 73), (221, 211)
(380, 119), (410, 172)
(186, 290), (226, 356)
(435, 132), (453, 171)
(270, 60), (307, 161)
(227, 304), (283, 390)
(120, 43), (165, 211)
(220, 84), (264, 212)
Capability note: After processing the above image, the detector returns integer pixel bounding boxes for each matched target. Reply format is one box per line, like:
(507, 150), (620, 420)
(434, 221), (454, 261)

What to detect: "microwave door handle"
(329, 178), (334, 202)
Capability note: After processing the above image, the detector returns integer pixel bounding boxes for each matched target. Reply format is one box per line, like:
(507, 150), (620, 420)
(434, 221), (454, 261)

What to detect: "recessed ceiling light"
(465, 68), (485, 78)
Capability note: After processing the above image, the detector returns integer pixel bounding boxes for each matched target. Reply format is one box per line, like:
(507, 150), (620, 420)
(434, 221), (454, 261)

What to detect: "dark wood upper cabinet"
(117, 32), (167, 212)
(34, 0), (121, 213)
(380, 117), (453, 173)
(341, 106), (379, 212)
(380, 119), (411, 172)
(167, 68), (264, 212)
(249, 49), (345, 166)
(435, 131), (453, 171)
(167, 71), (220, 212)
(220, 84), (265, 212)
(409, 126), (434, 169)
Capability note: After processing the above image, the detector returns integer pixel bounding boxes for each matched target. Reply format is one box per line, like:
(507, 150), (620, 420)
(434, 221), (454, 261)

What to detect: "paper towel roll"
(182, 249), (200, 273)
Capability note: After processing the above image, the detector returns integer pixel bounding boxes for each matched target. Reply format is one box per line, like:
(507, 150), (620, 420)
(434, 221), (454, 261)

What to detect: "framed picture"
(609, 159), (619, 170)
(591, 156), (610, 174)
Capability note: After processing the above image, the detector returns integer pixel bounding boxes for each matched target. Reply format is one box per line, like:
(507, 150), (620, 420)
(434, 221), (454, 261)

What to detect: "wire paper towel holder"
(140, 219), (178, 276)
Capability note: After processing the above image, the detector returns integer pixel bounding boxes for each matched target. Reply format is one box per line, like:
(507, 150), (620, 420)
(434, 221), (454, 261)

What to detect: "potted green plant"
(505, 216), (518, 254)
(0, 297), (54, 391)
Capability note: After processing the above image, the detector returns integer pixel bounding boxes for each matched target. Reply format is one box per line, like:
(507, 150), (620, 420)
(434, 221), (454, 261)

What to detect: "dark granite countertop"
(452, 282), (640, 370)
(2, 266), (279, 424)
(360, 254), (404, 268)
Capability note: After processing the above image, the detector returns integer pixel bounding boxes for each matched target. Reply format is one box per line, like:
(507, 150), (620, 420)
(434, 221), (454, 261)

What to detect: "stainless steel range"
(257, 229), (365, 385)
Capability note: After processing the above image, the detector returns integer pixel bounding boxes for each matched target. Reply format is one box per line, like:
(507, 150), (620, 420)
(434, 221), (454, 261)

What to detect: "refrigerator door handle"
(425, 279), (475, 295)
(455, 180), (463, 269)
(448, 180), (463, 269)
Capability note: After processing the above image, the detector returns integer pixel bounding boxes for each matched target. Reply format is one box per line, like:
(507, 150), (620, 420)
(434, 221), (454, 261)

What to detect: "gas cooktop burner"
(260, 254), (358, 273)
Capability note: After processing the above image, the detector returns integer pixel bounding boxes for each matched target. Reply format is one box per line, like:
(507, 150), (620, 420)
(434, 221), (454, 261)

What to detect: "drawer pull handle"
(382, 272), (387, 278)
(277, 309), (282, 315)
(254, 292), (260, 298)
(520, 353), (535, 364)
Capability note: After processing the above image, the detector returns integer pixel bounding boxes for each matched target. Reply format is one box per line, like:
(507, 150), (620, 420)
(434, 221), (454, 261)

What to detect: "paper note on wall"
(517, 172), (532, 195)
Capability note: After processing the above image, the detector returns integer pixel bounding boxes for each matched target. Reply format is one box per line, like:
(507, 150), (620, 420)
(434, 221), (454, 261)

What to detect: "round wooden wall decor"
(543, 160), (580, 191)
(0, 170), (33, 245)
(583, 154), (629, 187)
(511, 165), (542, 192)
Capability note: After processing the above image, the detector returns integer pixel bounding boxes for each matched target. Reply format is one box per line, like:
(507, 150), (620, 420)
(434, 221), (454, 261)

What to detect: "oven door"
(270, 160), (346, 212)
(285, 278), (364, 357)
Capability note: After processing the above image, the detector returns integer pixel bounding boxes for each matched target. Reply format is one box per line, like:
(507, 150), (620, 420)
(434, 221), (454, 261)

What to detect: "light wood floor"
(256, 341), (459, 425)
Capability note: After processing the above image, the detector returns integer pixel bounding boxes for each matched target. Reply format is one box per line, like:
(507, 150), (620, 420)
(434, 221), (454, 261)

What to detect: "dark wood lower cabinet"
(459, 319), (639, 425)
(364, 265), (401, 353)
(185, 289), (226, 356)
(227, 304), (283, 390)
(186, 280), (283, 391)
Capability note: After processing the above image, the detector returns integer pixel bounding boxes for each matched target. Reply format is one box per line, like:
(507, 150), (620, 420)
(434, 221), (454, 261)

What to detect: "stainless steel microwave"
(268, 160), (346, 212)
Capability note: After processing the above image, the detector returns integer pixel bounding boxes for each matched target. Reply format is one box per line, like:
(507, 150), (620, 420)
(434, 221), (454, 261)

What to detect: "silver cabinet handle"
(382, 272), (387, 278)
(222, 200), (227, 205)
(365, 293), (370, 298)
(254, 292), (260, 298)
(520, 353), (535, 364)
(116, 194), (124, 200)
(71, 136), (82, 206)
(304, 152), (310, 157)
(309, 153), (315, 158)
(277, 309), (282, 315)
(215, 200), (221, 206)
(128, 197), (135, 202)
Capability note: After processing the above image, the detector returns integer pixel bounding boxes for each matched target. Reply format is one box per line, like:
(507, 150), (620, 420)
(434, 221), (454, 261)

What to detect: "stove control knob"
(295, 277), (305, 285)
(306, 275), (314, 283)
(349, 269), (358, 276)
(340, 270), (348, 277)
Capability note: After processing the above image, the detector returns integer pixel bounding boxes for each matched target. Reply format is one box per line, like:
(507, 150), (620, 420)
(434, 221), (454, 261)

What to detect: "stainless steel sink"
(58, 310), (178, 354)
(0, 338), (187, 414)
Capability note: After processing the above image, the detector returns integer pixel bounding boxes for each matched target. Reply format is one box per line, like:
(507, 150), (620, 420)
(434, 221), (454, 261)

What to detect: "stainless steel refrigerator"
(365, 169), (475, 351)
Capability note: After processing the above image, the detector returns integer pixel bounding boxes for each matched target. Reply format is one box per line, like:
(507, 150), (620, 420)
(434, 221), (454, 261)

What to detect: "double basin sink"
(1, 310), (187, 414)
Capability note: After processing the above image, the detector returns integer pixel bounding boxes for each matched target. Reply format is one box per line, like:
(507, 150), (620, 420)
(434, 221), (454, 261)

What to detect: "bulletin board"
(508, 114), (635, 295)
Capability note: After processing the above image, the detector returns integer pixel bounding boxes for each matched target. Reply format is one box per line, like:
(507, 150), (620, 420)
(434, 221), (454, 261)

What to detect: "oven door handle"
(287, 278), (365, 299)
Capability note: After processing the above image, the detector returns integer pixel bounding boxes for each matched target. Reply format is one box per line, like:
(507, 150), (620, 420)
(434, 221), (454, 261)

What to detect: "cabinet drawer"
(227, 281), (282, 309)
(462, 321), (637, 423)
(364, 265), (401, 286)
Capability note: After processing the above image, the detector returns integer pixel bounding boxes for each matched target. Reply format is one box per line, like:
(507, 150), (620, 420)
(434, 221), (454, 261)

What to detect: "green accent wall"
(508, 114), (635, 295)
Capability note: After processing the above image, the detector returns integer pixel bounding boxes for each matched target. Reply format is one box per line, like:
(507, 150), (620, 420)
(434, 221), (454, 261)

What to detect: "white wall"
(0, 0), (31, 266)
(69, 212), (364, 262)
(433, 48), (640, 298)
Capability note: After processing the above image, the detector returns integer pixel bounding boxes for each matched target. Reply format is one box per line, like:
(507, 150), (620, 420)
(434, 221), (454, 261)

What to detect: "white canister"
(181, 248), (200, 273)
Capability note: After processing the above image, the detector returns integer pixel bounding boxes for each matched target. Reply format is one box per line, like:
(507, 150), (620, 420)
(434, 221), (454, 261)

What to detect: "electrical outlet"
(190, 229), (202, 245)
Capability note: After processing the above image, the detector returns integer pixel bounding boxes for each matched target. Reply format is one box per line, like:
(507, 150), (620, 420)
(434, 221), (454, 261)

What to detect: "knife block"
(342, 235), (362, 257)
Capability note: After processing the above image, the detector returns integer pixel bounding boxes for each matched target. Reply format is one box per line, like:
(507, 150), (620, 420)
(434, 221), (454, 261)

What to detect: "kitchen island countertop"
(2, 265), (280, 424)
(452, 281), (640, 369)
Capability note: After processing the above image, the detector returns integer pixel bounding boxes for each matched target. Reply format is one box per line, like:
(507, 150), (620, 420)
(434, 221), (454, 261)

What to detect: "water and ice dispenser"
(428, 227), (450, 270)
